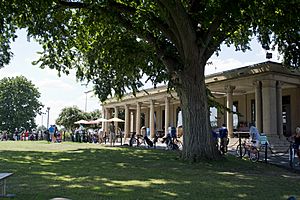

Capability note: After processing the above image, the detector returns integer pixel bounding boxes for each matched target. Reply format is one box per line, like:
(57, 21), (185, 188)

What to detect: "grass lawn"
(0, 141), (299, 200)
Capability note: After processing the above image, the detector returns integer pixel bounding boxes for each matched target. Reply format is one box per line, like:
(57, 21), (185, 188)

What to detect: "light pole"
(46, 107), (50, 128)
(84, 90), (93, 112)
(81, 83), (93, 112)
(41, 112), (46, 128)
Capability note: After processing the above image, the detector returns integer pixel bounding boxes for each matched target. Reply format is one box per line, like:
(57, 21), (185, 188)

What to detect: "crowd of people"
(0, 128), (44, 141)
(1, 121), (300, 164)
(71, 125), (102, 144)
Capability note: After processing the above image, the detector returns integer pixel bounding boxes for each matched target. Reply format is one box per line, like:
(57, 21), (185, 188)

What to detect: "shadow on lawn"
(0, 146), (299, 199)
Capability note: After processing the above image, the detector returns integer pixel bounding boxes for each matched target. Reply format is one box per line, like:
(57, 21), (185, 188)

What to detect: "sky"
(0, 29), (282, 127)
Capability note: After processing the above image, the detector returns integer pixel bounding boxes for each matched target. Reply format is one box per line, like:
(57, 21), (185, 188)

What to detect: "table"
(0, 173), (15, 198)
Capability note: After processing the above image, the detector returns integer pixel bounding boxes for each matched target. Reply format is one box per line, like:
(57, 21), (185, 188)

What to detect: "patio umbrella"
(85, 118), (107, 125)
(107, 117), (125, 122)
(74, 119), (89, 124)
(94, 118), (108, 123)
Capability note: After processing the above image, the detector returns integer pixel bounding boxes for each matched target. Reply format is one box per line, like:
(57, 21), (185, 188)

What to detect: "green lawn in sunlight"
(0, 141), (299, 200)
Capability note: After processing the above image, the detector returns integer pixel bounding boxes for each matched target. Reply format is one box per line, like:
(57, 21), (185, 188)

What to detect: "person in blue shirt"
(219, 124), (228, 154)
(48, 125), (55, 142)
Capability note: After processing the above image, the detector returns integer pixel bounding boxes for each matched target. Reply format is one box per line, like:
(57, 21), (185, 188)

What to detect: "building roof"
(103, 61), (300, 107)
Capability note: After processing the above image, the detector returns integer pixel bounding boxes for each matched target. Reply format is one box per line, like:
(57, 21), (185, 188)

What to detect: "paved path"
(227, 138), (300, 173)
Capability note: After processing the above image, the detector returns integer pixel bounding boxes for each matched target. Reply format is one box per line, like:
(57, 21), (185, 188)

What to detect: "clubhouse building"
(101, 61), (300, 145)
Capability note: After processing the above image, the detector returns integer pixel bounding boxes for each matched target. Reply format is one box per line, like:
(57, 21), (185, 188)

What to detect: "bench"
(0, 173), (15, 198)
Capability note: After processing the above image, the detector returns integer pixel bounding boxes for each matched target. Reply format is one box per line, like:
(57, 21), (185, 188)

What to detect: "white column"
(150, 100), (155, 138)
(254, 81), (262, 132)
(136, 102), (141, 135)
(105, 108), (111, 134)
(165, 97), (170, 137)
(101, 107), (105, 133)
(130, 111), (134, 132)
(226, 85), (235, 138)
(114, 106), (119, 134)
(276, 81), (283, 138)
(262, 80), (277, 136)
(156, 107), (161, 130)
(145, 108), (149, 128)
(124, 104), (130, 138)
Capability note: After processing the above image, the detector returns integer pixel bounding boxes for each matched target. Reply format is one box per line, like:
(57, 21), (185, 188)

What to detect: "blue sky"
(0, 29), (281, 127)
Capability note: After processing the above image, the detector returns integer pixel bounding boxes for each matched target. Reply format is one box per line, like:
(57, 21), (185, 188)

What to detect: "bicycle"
(236, 139), (259, 162)
(219, 137), (229, 154)
(172, 137), (183, 150)
(162, 134), (182, 150)
(129, 132), (144, 147)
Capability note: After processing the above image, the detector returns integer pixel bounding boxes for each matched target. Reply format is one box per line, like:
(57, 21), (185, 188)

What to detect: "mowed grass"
(0, 141), (299, 200)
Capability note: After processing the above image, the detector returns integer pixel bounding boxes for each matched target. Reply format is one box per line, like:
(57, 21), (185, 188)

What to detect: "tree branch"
(58, 0), (89, 8)
(157, 0), (198, 61)
(57, 0), (180, 77)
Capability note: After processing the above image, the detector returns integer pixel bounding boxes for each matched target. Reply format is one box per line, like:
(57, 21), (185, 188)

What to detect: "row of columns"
(225, 79), (283, 138)
(103, 97), (172, 138)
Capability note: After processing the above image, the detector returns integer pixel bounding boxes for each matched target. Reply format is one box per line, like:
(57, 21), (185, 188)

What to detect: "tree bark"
(177, 61), (220, 162)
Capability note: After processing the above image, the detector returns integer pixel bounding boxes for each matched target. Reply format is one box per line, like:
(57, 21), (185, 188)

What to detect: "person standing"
(48, 125), (55, 143)
(293, 127), (300, 165)
(14, 128), (19, 141)
(219, 124), (228, 154)
(109, 122), (116, 146)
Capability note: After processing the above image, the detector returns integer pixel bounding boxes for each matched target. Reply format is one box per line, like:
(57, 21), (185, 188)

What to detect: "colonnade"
(102, 96), (174, 139)
(225, 80), (283, 138)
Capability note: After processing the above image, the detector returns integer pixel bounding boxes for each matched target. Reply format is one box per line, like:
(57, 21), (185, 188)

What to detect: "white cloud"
(37, 78), (75, 91)
(205, 58), (243, 75)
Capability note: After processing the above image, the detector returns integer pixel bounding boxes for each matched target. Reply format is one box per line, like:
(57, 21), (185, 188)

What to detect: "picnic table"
(0, 173), (15, 198)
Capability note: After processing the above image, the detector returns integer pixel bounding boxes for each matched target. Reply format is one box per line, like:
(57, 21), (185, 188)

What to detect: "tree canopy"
(56, 106), (86, 131)
(56, 106), (101, 131)
(0, 76), (43, 132)
(1, 0), (299, 161)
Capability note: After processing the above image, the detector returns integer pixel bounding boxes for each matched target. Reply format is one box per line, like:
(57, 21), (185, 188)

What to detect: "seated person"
(249, 126), (260, 148)
(219, 124), (228, 153)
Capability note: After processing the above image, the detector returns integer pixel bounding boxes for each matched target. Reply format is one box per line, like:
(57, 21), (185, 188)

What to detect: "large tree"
(1, 1), (299, 161)
(0, 76), (43, 132)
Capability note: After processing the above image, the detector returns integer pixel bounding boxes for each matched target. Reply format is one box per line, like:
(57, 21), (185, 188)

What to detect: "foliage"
(0, 141), (300, 199)
(1, 1), (297, 99)
(56, 106), (102, 131)
(1, 0), (299, 161)
(0, 76), (43, 132)
(84, 109), (102, 120)
(55, 106), (86, 131)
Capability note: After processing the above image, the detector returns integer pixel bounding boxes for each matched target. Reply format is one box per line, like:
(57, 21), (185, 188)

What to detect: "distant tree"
(84, 109), (102, 120)
(56, 106), (86, 132)
(37, 125), (47, 132)
(0, 76), (43, 132)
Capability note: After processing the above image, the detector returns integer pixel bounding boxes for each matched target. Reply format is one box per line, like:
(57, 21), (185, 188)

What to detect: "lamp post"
(81, 83), (93, 112)
(84, 90), (93, 112)
(41, 112), (46, 128)
(46, 107), (50, 128)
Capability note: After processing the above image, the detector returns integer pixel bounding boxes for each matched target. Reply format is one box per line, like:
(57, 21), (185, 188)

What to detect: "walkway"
(109, 137), (300, 173)
(227, 138), (300, 173)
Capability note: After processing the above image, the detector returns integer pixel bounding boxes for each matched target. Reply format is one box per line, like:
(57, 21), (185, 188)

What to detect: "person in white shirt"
(249, 126), (260, 148)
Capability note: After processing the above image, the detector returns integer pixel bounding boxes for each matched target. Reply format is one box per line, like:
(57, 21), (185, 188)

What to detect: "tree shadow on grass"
(0, 146), (299, 200)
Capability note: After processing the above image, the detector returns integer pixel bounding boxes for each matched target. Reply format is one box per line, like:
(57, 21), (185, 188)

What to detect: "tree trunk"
(177, 62), (220, 162)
